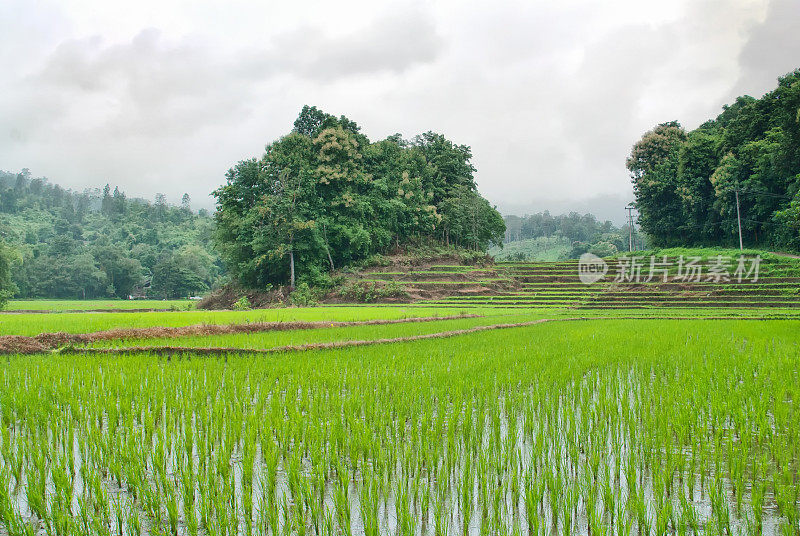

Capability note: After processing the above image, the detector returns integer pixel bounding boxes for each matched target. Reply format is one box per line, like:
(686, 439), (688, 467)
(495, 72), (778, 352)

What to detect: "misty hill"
(0, 169), (223, 299)
(495, 211), (640, 261)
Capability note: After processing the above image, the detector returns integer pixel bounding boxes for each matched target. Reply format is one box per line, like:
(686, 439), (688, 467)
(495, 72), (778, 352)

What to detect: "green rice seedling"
(165, 485), (179, 536)
(319, 506), (336, 536)
(433, 481), (449, 536)
(395, 477), (417, 536)
(709, 477), (731, 535)
(26, 456), (48, 524)
(654, 495), (672, 536)
(561, 485), (575, 536)
(76, 495), (92, 535)
(602, 476), (615, 524)
(111, 496), (126, 536)
(632, 491), (650, 536)
(678, 493), (698, 534)
(359, 477), (379, 536)
(775, 477), (799, 534)
(333, 466), (351, 536)
(420, 477), (431, 521)
(255, 496), (268, 536)
(0, 467), (16, 531)
(547, 469), (560, 530)
(279, 493), (293, 536)
(302, 477), (323, 535)
(5, 436), (24, 491)
(142, 483), (162, 534)
(266, 495), (280, 536)
(185, 498), (199, 536)
(6, 512), (37, 536)
(779, 521), (800, 536)
(614, 500), (631, 536)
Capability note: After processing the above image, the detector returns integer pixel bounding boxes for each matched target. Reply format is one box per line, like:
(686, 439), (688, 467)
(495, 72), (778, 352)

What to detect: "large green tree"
(628, 68), (800, 250)
(214, 107), (505, 288)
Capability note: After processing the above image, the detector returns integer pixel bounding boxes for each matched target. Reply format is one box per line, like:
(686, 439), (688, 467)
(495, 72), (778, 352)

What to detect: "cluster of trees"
(215, 106), (505, 288)
(629, 69), (800, 250)
(0, 170), (223, 300)
(503, 211), (633, 258)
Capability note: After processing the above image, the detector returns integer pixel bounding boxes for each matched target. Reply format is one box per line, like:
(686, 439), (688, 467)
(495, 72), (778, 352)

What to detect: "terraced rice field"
(1, 252), (799, 535)
(359, 251), (800, 309)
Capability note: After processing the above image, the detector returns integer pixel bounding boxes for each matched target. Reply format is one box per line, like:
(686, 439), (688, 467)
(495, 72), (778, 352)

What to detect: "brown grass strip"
(0, 314), (481, 355)
(0, 336), (49, 354)
(72, 319), (557, 357)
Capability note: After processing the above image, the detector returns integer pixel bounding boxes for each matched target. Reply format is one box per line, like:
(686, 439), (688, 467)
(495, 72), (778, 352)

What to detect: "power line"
(737, 189), (796, 200)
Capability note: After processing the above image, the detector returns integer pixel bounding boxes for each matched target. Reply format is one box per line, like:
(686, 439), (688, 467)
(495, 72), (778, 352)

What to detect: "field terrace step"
(572, 302), (800, 309)
(414, 255), (800, 309)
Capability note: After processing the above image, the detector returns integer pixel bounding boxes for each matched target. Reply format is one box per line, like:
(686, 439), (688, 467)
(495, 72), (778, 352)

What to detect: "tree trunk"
(289, 249), (296, 290)
(322, 223), (335, 271)
(326, 249), (335, 272)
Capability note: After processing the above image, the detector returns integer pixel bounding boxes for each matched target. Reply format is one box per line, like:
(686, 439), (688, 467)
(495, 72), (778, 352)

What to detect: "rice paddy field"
(1, 294), (800, 534)
(5, 300), (195, 313)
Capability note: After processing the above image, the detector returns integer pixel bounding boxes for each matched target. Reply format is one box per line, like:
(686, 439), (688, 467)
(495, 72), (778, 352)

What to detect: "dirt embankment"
(198, 253), (500, 309)
(197, 284), (289, 310)
(0, 314), (480, 355)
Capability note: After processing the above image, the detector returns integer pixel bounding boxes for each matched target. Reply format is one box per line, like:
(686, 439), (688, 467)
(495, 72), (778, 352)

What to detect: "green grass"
(2, 318), (799, 533)
(0, 305), (536, 336)
(3, 299), (195, 312)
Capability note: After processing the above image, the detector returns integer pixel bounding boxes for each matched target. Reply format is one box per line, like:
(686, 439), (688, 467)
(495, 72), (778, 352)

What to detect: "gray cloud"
(0, 0), (797, 214)
(735, 0), (800, 95)
(269, 8), (443, 79)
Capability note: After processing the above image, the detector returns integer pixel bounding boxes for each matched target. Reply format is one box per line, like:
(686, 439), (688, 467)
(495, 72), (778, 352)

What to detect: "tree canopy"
(0, 241), (18, 308)
(214, 107), (505, 288)
(629, 69), (800, 250)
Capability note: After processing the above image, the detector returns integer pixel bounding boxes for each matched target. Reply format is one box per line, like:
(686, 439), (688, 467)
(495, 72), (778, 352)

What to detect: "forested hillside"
(214, 106), (505, 288)
(0, 170), (223, 299)
(497, 211), (635, 260)
(629, 69), (800, 250)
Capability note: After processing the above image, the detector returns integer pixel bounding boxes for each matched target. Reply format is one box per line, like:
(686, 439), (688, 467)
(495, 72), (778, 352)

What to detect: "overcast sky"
(1, 0), (798, 223)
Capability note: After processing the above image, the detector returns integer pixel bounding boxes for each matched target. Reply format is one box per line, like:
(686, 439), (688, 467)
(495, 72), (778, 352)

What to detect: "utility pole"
(735, 186), (743, 251)
(625, 204), (635, 252)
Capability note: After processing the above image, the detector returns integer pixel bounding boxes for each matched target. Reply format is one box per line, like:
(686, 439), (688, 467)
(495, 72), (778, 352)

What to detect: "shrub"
(232, 296), (251, 311)
(290, 283), (319, 307)
(339, 281), (408, 303)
